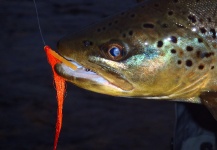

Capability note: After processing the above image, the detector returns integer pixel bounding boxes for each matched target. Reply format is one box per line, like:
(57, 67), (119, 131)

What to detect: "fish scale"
(55, 0), (217, 120)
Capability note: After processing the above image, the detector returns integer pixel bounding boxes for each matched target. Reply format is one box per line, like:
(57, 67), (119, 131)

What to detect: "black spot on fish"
(210, 28), (216, 39)
(170, 36), (177, 43)
(171, 49), (176, 53)
(186, 46), (193, 51)
(205, 52), (215, 58)
(211, 66), (215, 69)
(114, 20), (118, 24)
(173, 0), (178, 3)
(196, 0), (200, 2)
(198, 64), (204, 70)
(198, 38), (203, 43)
(200, 52), (214, 58)
(186, 60), (193, 67)
(143, 23), (154, 28)
(200, 27), (206, 34)
(129, 30), (133, 36)
(188, 15), (197, 23)
(102, 27), (106, 30)
(157, 41), (163, 48)
(168, 11), (174, 16)
(177, 60), (182, 65)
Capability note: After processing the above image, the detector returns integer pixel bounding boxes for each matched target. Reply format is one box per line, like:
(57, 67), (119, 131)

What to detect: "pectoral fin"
(200, 92), (217, 121)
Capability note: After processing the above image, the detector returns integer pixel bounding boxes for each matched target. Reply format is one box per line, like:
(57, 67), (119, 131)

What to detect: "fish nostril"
(83, 40), (93, 47)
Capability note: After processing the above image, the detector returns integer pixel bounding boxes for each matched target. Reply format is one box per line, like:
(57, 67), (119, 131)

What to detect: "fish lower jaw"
(54, 62), (124, 91)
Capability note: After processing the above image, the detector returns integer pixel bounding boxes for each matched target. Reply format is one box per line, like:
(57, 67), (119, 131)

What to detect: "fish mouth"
(54, 57), (128, 92)
(55, 58), (108, 84)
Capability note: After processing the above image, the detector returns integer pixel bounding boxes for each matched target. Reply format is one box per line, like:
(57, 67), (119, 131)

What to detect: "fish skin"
(55, 0), (217, 103)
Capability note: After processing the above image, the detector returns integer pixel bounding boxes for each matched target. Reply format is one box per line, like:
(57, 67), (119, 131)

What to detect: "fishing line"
(33, 0), (46, 46)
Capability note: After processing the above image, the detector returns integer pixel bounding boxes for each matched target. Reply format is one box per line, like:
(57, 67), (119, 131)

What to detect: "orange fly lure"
(44, 45), (77, 150)
(33, 0), (77, 149)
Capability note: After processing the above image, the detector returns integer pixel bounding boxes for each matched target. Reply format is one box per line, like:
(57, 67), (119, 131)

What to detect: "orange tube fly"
(44, 45), (77, 150)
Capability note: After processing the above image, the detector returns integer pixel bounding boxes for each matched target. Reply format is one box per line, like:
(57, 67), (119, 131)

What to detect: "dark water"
(0, 0), (174, 149)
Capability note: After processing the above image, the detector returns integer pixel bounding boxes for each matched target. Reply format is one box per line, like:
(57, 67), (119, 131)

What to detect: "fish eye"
(108, 46), (123, 59)
(109, 47), (120, 57)
(100, 40), (127, 61)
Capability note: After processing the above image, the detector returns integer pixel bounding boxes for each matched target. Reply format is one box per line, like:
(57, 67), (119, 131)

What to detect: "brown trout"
(55, 0), (217, 119)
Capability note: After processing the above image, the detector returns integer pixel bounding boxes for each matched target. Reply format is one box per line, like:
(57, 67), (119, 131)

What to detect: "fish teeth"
(85, 68), (91, 72)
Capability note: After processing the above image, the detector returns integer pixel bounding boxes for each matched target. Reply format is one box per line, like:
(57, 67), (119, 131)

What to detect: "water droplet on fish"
(192, 27), (197, 32)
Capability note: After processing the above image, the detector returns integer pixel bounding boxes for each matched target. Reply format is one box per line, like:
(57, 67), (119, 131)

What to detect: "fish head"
(55, 2), (213, 98)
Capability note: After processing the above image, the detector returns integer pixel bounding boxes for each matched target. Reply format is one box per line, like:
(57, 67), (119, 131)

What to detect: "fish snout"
(56, 37), (75, 58)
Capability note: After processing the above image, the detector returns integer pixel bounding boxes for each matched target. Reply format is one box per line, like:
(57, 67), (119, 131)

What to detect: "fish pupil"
(109, 47), (121, 57)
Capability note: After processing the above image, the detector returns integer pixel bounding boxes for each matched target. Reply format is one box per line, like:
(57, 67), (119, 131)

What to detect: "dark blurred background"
(0, 0), (175, 149)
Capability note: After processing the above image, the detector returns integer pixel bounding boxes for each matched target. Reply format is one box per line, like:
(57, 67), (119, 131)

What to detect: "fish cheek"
(97, 67), (134, 91)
